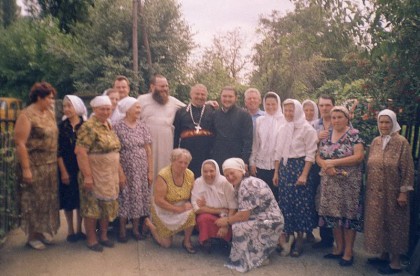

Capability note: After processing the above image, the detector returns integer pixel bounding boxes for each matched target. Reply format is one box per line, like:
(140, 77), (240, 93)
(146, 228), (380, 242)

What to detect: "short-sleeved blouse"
(319, 128), (364, 161)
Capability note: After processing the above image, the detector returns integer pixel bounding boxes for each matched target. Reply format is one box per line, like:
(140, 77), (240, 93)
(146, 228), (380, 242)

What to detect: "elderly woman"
(215, 158), (284, 273)
(316, 106), (364, 266)
(58, 95), (88, 243)
(114, 97), (153, 242)
(14, 82), (60, 250)
(250, 92), (284, 199)
(75, 96), (125, 252)
(302, 99), (319, 125)
(274, 99), (318, 257)
(144, 148), (196, 253)
(364, 109), (414, 275)
(191, 159), (237, 252)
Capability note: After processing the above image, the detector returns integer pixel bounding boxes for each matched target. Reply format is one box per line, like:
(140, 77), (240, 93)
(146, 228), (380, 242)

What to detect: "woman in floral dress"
(216, 158), (284, 273)
(316, 106), (364, 267)
(114, 97), (153, 242)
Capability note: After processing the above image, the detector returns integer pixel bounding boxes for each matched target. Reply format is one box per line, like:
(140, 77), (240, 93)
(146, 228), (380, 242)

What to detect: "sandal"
(26, 240), (46, 250)
(182, 243), (196, 254)
(99, 239), (114, 248)
(87, 243), (103, 252)
(118, 235), (128, 243)
(39, 234), (54, 245)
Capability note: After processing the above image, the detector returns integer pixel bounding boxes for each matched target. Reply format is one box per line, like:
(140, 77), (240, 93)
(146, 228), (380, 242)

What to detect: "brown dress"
(18, 105), (60, 235)
(364, 133), (414, 254)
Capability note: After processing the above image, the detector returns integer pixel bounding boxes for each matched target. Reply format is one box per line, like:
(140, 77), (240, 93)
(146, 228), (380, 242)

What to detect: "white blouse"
(191, 178), (238, 212)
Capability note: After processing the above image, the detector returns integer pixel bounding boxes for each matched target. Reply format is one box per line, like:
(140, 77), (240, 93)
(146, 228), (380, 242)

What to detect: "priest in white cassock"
(137, 74), (185, 180)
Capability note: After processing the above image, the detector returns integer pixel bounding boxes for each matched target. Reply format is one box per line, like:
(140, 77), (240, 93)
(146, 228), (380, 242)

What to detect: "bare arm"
(154, 176), (191, 214)
(14, 113), (32, 183)
(215, 209), (251, 227)
(296, 161), (313, 185)
(74, 145), (93, 191)
(195, 206), (228, 215)
(145, 143), (153, 186)
(325, 144), (364, 168)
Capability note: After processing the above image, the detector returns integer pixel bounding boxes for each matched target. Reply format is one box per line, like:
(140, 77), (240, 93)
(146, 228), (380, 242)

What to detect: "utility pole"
(132, 0), (139, 94)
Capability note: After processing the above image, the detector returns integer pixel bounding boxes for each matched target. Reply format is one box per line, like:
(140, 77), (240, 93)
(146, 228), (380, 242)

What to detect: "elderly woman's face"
(303, 103), (315, 121)
(172, 155), (190, 173)
(202, 163), (217, 184)
(378, 115), (393, 135)
(223, 168), (243, 187)
(284, 103), (295, 122)
(331, 111), (348, 130)
(127, 102), (141, 120)
(38, 93), (55, 110)
(108, 92), (119, 111)
(63, 99), (76, 119)
(94, 105), (112, 122)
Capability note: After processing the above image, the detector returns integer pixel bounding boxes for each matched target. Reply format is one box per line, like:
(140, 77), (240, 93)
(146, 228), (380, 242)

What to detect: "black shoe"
(87, 243), (103, 252)
(367, 257), (389, 266)
(66, 234), (79, 243)
(99, 239), (114, 248)
(378, 265), (402, 275)
(324, 253), (343, 259)
(312, 241), (333, 249)
(339, 257), (354, 267)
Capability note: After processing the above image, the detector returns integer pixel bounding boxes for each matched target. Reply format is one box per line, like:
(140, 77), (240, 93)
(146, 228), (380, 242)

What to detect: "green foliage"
(1, 0), (20, 28)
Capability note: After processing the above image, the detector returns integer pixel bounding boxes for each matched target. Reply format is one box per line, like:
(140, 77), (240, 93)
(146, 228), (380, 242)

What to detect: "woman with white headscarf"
(302, 99), (319, 125)
(191, 159), (237, 252)
(75, 95), (125, 252)
(215, 158), (284, 273)
(250, 92), (284, 199)
(364, 109), (414, 275)
(113, 97), (153, 242)
(58, 95), (88, 243)
(274, 99), (318, 257)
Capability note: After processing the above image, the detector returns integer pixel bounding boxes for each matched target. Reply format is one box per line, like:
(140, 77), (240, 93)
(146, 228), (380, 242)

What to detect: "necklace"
(187, 103), (205, 133)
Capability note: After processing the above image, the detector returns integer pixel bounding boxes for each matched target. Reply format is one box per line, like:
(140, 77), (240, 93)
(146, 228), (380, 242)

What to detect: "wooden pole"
(132, 0), (139, 94)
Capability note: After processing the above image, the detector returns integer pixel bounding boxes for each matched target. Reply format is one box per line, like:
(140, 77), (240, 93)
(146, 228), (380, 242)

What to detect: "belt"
(180, 129), (214, 139)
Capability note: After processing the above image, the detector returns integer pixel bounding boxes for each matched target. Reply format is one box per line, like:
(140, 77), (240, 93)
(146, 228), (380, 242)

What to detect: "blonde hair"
(170, 148), (192, 163)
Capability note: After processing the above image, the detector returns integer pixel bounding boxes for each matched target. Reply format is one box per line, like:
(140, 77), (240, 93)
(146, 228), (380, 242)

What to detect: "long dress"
(114, 120), (152, 218)
(364, 133), (414, 254)
(228, 176), (284, 273)
(58, 117), (84, 211)
(18, 105), (60, 235)
(317, 128), (364, 231)
(138, 93), (185, 180)
(150, 166), (196, 238)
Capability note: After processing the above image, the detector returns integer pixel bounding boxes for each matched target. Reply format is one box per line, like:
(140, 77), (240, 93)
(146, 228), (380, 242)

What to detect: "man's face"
(245, 92), (261, 112)
(151, 77), (169, 105)
(318, 98), (334, 119)
(220, 89), (237, 110)
(190, 87), (207, 107)
(114, 80), (130, 99)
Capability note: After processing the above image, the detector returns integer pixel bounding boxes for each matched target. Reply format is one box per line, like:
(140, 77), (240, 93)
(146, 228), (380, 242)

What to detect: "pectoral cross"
(195, 125), (202, 133)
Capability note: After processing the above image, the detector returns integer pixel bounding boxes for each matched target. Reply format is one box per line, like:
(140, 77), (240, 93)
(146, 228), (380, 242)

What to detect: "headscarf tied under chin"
(302, 99), (319, 124)
(199, 159), (222, 185)
(276, 99), (307, 165)
(222, 158), (246, 174)
(62, 95), (88, 121)
(117, 97), (139, 118)
(377, 109), (401, 135)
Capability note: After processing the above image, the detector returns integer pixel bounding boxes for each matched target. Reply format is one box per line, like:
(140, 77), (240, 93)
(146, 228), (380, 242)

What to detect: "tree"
(1, 0), (20, 28)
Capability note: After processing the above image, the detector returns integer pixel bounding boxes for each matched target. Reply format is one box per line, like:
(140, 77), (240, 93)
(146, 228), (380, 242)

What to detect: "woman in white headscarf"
(113, 97), (153, 242)
(274, 99), (318, 257)
(364, 109), (414, 275)
(58, 95), (88, 243)
(250, 92), (284, 199)
(215, 158), (284, 273)
(302, 99), (319, 125)
(191, 159), (237, 252)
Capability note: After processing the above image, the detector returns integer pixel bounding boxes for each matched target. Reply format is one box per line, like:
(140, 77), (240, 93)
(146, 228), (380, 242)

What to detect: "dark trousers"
(255, 168), (278, 200)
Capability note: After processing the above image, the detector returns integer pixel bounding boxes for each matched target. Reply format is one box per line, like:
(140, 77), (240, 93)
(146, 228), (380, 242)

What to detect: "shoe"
(76, 232), (87, 240)
(87, 243), (103, 252)
(117, 235), (128, 243)
(279, 235), (295, 257)
(367, 257), (389, 266)
(99, 239), (114, 248)
(26, 240), (46, 250)
(202, 240), (212, 254)
(182, 243), (196, 254)
(261, 258), (270, 266)
(132, 232), (146, 241)
(324, 253), (344, 259)
(312, 241), (333, 249)
(40, 234), (54, 245)
(66, 234), (79, 243)
(378, 265), (402, 275)
(290, 247), (303, 257)
(339, 257), (354, 267)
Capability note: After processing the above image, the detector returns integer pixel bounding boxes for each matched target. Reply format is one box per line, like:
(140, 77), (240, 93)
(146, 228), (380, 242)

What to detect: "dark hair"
(150, 74), (166, 86)
(114, 75), (130, 86)
(318, 94), (335, 106)
(221, 86), (237, 96)
(29, 82), (57, 104)
(264, 93), (278, 103)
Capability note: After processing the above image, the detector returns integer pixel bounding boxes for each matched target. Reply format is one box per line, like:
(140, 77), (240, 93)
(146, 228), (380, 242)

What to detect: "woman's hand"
(217, 226), (228, 238)
(325, 167), (337, 176)
(196, 197), (206, 208)
(318, 130), (329, 140)
(119, 171), (127, 189)
(61, 171), (70, 185)
(147, 170), (153, 187)
(296, 175), (307, 186)
(250, 165), (257, 176)
(181, 202), (193, 213)
(272, 173), (279, 187)
(397, 192), (408, 207)
(215, 217), (229, 227)
(84, 177), (94, 191)
(22, 168), (33, 184)
(323, 159), (335, 170)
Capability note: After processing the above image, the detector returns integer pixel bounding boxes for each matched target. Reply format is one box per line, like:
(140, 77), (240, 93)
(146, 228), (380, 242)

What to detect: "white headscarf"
(117, 97), (139, 119)
(90, 95), (112, 108)
(302, 99), (319, 124)
(377, 109), (401, 149)
(276, 99), (307, 165)
(258, 92), (285, 160)
(222, 158), (246, 174)
(62, 95), (88, 121)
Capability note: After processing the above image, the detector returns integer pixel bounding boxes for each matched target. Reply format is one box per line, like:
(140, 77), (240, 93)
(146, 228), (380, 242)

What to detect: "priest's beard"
(152, 89), (169, 105)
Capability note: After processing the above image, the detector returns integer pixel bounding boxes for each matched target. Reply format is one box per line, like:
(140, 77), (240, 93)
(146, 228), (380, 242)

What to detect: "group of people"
(13, 75), (414, 274)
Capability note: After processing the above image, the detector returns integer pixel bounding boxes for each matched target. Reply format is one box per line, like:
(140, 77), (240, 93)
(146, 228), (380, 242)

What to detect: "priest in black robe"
(173, 84), (215, 178)
(211, 86), (253, 171)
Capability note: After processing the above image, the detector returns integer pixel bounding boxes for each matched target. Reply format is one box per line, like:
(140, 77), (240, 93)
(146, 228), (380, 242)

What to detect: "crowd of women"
(14, 81), (414, 275)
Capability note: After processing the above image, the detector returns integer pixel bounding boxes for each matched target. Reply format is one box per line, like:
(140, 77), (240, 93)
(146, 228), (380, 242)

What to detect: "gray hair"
(170, 148), (192, 163)
(244, 88), (261, 99)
